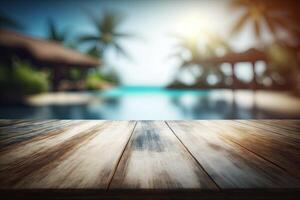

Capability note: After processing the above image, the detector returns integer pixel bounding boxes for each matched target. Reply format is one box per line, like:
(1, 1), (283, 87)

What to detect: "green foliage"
(79, 11), (134, 59)
(86, 73), (106, 90)
(0, 60), (49, 95)
(171, 33), (231, 87)
(100, 69), (120, 85)
(230, 0), (300, 43)
(47, 18), (79, 50)
(266, 43), (296, 73)
(69, 68), (82, 80)
(86, 69), (120, 90)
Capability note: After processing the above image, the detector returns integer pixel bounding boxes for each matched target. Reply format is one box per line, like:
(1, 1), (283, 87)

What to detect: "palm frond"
(112, 42), (131, 60)
(48, 19), (60, 41)
(78, 10), (135, 60)
(230, 11), (251, 36)
(253, 19), (261, 39)
(78, 35), (100, 43)
(100, 12), (123, 33)
(113, 32), (137, 38)
(229, 0), (250, 10)
(47, 18), (71, 44)
(263, 13), (277, 38)
(86, 46), (102, 58)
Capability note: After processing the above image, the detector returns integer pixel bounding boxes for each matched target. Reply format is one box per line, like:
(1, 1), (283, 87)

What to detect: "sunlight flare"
(173, 12), (214, 42)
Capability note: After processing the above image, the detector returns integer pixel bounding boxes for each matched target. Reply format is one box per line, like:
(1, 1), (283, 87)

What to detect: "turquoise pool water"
(0, 87), (299, 119)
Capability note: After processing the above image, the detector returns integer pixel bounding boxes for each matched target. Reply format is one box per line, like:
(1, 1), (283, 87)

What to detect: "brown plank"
(237, 120), (300, 141)
(198, 120), (300, 179)
(167, 121), (300, 189)
(262, 120), (300, 129)
(256, 120), (300, 134)
(110, 121), (218, 190)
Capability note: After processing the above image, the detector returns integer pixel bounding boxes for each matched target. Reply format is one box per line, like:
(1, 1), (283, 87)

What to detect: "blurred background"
(0, 0), (300, 119)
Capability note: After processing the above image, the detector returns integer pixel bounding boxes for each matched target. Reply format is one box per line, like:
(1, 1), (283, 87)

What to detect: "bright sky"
(0, 0), (270, 86)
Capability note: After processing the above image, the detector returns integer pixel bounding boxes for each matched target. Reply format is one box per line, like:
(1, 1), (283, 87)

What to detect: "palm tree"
(46, 18), (79, 50)
(230, 0), (300, 43)
(230, 0), (300, 92)
(171, 33), (232, 87)
(47, 19), (69, 44)
(78, 11), (134, 60)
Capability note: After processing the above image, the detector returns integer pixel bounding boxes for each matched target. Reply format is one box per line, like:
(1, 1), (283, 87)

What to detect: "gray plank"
(0, 120), (78, 148)
(110, 121), (218, 190)
(167, 121), (300, 189)
(0, 121), (135, 189)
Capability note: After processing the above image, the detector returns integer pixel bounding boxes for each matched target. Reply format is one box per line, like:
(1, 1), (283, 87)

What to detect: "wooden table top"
(0, 120), (300, 199)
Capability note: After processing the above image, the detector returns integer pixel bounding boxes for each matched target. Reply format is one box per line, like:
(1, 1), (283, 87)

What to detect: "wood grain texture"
(259, 120), (300, 130)
(0, 119), (299, 197)
(0, 120), (77, 148)
(0, 121), (136, 189)
(167, 121), (300, 189)
(0, 120), (29, 127)
(237, 120), (300, 140)
(198, 120), (300, 179)
(110, 121), (218, 190)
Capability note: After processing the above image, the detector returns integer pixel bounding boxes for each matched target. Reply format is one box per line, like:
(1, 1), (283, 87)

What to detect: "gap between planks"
(106, 121), (138, 190)
(165, 121), (221, 190)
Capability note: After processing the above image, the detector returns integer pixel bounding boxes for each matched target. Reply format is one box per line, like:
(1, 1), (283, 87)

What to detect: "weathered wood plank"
(0, 120), (62, 141)
(167, 121), (300, 189)
(237, 120), (300, 141)
(0, 120), (30, 127)
(110, 121), (218, 190)
(0, 120), (94, 164)
(0, 120), (77, 148)
(198, 120), (300, 179)
(0, 120), (103, 188)
(0, 121), (136, 189)
(257, 120), (300, 134)
(260, 120), (300, 129)
(0, 120), (56, 133)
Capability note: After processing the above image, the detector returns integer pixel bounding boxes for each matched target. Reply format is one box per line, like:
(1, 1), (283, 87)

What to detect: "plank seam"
(165, 121), (221, 191)
(106, 121), (138, 191)
(215, 128), (296, 178)
(200, 122), (297, 177)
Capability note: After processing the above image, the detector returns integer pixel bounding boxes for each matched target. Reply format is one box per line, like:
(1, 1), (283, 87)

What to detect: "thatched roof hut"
(198, 48), (267, 64)
(0, 29), (100, 90)
(198, 48), (267, 90)
(0, 29), (100, 68)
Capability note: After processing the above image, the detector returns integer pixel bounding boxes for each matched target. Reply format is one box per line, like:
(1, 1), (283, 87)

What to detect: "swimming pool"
(1, 87), (300, 119)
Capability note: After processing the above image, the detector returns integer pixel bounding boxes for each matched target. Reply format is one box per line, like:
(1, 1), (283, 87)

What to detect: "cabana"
(198, 48), (267, 90)
(0, 29), (100, 90)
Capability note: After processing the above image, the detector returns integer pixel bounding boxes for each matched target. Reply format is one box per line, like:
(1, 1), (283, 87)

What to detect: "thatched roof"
(0, 29), (100, 68)
(199, 48), (267, 64)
